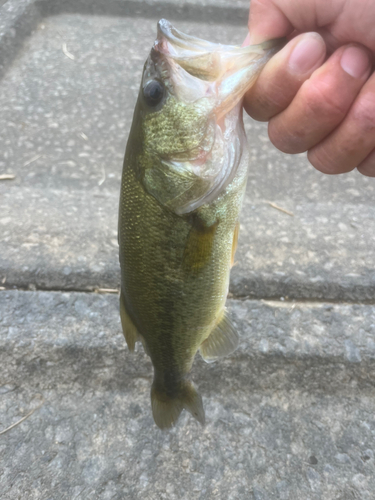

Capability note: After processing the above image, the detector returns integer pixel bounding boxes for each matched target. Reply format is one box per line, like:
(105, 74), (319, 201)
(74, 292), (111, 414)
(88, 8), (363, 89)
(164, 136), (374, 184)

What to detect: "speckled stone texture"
(1, 291), (375, 499)
(1, 1), (375, 499)
(0, 7), (374, 300)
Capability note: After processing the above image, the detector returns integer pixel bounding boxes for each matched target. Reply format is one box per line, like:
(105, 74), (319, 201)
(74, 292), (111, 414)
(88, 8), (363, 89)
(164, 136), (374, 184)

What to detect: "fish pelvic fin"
(231, 220), (240, 268)
(120, 291), (141, 352)
(151, 379), (205, 429)
(200, 311), (239, 363)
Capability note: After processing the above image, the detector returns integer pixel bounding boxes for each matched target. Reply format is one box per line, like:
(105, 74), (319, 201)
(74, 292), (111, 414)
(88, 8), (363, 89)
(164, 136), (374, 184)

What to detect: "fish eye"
(143, 80), (164, 107)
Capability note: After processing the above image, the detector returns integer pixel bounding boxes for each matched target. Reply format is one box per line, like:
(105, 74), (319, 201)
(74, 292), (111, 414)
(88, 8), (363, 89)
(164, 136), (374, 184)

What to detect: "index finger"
(248, 0), (344, 45)
(248, 0), (294, 44)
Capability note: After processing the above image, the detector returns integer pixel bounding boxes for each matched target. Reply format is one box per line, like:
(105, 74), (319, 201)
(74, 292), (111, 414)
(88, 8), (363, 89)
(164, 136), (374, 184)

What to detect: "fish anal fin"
(182, 215), (218, 273)
(200, 311), (239, 363)
(151, 380), (205, 429)
(231, 220), (240, 268)
(120, 292), (140, 352)
(139, 335), (151, 357)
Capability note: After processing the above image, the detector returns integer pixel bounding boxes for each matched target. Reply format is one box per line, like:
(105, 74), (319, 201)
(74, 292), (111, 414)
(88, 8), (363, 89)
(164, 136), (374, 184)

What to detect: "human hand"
(244, 0), (375, 176)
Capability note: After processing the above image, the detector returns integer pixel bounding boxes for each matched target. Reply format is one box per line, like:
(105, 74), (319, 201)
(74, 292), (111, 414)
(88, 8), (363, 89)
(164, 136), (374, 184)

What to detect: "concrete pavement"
(0, 1), (374, 498)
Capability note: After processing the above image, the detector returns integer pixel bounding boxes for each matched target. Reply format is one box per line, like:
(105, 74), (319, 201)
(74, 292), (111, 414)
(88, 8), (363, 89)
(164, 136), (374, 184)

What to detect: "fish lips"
(151, 19), (284, 116)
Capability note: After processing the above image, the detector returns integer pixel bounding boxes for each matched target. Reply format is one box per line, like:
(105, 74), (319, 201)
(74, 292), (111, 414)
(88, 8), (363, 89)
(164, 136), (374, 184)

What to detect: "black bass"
(119, 20), (282, 429)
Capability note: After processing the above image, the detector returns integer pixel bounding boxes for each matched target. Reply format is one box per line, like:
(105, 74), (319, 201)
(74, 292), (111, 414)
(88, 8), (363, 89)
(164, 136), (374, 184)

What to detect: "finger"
(268, 44), (372, 154)
(357, 149), (375, 177)
(308, 71), (375, 174)
(244, 32), (326, 122)
(248, 0), (294, 44)
(248, 0), (345, 46)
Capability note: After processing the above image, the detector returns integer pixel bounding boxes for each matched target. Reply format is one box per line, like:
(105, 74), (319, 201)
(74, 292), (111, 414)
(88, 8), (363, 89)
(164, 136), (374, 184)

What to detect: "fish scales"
(118, 19), (283, 428)
(120, 148), (244, 362)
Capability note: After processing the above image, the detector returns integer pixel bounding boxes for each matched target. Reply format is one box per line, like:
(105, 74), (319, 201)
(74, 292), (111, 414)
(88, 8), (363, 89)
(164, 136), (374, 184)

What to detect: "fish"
(118, 19), (283, 429)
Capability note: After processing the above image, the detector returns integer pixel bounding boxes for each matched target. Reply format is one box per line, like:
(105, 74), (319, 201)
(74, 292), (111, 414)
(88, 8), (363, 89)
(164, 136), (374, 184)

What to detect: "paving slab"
(1, 186), (375, 302)
(0, 8), (374, 300)
(1, 2), (374, 499)
(0, 0), (250, 78)
(1, 290), (375, 499)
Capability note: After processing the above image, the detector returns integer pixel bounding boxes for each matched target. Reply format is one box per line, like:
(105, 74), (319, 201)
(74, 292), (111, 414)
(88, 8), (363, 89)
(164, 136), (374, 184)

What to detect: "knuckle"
(268, 119), (303, 153)
(357, 151), (375, 177)
(307, 147), (344, 174)
(357, 164), (375, 177)
(245, 94), (271, 121)
(248, 87), (285, 121)
(302, 79), (350, 121)
(350, 93), (375, 134)
(266, 79), (293, 108)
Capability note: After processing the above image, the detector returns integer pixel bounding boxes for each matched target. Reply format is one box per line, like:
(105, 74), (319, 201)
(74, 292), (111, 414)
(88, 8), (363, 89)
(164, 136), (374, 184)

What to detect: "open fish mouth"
(141, 20), (284, 215)
(153, 19), (283, 113)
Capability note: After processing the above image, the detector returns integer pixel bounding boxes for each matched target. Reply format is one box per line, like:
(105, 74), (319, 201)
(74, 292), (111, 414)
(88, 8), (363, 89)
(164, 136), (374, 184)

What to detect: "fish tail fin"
(151, 380), (205, 429)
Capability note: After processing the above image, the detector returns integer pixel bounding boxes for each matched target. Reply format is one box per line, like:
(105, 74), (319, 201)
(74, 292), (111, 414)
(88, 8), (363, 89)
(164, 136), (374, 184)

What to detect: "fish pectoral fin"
(120, 292), (141, 352)
(151, 380), (205, 429)
(199, 312), (239, 363)
(182, 215), (218, 273)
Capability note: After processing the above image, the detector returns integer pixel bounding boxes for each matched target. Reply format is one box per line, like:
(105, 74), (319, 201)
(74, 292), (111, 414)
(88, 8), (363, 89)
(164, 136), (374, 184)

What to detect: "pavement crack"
(1, 284), (375, 305)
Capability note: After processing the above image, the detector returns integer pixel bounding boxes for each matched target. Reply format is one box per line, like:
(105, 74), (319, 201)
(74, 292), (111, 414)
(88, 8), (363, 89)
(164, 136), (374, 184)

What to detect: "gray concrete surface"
(1, 186), (374, 300)
(0, 11), (374, 300)
(1, 291), (375, 499)
(1, 0), (374, 499)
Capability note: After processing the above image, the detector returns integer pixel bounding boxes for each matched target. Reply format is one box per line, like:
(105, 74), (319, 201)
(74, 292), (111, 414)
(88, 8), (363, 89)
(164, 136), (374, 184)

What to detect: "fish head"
(134, 19), (283, 214)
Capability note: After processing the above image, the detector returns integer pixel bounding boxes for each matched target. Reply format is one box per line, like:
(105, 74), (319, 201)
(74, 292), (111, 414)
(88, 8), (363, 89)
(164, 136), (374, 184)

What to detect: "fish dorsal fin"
(200, 311), (239, 363)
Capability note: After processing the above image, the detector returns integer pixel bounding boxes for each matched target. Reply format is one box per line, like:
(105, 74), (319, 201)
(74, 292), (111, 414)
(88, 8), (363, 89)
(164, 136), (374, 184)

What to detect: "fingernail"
(340, 46), (371, 78)
(288, 34), (325, 74)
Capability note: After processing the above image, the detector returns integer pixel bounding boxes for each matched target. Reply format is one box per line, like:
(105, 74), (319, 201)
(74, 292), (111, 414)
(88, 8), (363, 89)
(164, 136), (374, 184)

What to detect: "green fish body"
(119, 20), (282, 428)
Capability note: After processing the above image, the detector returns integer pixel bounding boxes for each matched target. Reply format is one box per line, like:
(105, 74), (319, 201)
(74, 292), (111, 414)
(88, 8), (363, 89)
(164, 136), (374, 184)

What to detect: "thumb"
(248, 0), (294, 44)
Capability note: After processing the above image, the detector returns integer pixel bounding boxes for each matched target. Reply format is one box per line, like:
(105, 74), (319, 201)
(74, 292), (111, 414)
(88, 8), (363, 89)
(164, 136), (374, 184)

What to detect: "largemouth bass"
(119, 20), (282, 429)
